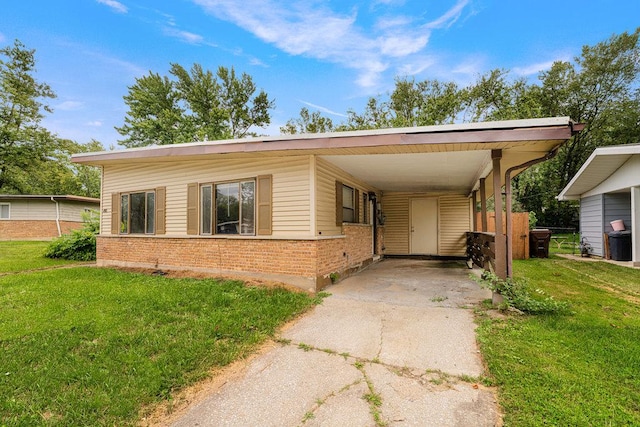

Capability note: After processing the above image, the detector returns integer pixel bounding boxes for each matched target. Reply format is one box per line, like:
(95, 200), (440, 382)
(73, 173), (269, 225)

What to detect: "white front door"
(410, 198), (438, 254)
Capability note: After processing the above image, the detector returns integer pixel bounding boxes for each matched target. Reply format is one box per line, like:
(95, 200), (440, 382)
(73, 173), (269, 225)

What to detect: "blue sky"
(2, 0), (639, 148)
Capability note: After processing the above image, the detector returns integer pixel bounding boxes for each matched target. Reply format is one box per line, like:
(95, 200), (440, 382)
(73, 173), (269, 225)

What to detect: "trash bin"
(608, 230), (632, 261)
(530, 229), (551, 258)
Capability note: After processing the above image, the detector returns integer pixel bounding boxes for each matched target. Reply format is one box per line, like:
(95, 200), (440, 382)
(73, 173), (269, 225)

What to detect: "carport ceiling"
(320, 152), (492, 193)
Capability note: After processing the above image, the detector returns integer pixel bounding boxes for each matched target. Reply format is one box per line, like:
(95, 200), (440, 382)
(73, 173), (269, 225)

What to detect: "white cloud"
(0, 32), (6, 43)
(300, 101), (348, 118)
(57, 101), (84, 111)
(398, 57), (436, 76)
(163, 27), (204, 44)
(86, 120), (103, 127)
(96, 0), (128, 14)
(192, 0), (470, 91)
(424, 0), (469, 29)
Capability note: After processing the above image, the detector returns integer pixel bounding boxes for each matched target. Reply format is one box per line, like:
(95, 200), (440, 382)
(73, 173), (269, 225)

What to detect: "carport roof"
(73, 117), (580, 195)
(557, 144), (640, 200)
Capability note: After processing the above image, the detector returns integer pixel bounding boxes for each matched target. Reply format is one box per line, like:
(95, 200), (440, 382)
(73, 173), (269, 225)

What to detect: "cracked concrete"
(170, 259), (500, 426)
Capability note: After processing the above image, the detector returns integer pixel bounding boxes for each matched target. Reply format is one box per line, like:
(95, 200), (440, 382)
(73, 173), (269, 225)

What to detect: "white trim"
(558, 144), (640, 200)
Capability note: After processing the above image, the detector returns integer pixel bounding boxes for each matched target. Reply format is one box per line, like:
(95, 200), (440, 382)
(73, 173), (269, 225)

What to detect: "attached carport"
(315, 117), (582, 278)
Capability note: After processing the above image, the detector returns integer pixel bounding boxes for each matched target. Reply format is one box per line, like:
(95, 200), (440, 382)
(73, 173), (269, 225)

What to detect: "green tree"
(0, 39), (57, 193)
(117, 64), (274, 147)
(280, 107), (334, 134)
(514, 28), (640, 226)
(0, 40), (103, 197)
(115, 72), (186, 147)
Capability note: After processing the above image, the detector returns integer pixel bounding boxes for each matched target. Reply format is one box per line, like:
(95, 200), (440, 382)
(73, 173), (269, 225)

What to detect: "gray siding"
(603, 192), (632, 232)
(580, 194), (603, 256)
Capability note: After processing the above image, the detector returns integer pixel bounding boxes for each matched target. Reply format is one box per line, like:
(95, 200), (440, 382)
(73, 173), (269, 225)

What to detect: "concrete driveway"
(171, 259), (500, 426)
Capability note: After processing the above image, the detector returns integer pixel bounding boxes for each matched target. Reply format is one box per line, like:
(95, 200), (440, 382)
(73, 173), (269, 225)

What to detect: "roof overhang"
(74, 117), (579, 197)
(0, 195), (101, 203)
(557, 144), (640, 201)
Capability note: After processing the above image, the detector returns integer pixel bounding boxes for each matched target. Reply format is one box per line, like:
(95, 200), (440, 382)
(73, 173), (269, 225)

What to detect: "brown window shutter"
(187, 183), (198, 235)
(354, 189), (360, 223)
(155, 187), (166, 235)
(111, 193), (120, 234)
(335, 180), (343, 226)
(257, 175), (272, 235)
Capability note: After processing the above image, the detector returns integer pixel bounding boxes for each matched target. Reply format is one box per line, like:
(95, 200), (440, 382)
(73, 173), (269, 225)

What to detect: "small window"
(120, 191), (155, 234)
(215, 180), (255, 235)
(342, 185), (355, 223)
(0, 203), (9, 219)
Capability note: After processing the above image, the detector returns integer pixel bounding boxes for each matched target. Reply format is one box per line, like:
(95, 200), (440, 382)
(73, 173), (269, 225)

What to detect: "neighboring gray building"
(558, 144), (640, 266)
(0, 195), (100, 240)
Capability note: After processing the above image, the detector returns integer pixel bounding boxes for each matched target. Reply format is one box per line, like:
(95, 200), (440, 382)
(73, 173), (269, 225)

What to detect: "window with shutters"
(342, 185), (355, 223)
(189, 176), (270, 237)
(199, 180), (255, 235)
(120, 191), (155, 234)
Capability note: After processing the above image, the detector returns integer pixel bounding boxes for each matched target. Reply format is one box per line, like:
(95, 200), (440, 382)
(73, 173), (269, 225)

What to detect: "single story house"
(73, 117), (581, 291)
(558, 144), (640, 266)
(0, 194), (100, 240)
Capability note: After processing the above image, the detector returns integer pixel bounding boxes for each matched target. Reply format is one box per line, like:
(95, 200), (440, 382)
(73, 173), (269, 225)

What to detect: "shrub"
(473, 271), (571, 314)
(45, 211), (99, 261)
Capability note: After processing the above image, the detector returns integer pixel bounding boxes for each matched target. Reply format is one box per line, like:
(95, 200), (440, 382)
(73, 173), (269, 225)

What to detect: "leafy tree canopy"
(0, 39), (101, 198)
(116, 64), (275, 147)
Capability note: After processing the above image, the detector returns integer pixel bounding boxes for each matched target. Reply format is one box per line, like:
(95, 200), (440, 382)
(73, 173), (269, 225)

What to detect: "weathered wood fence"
(476, 212), (529, 260)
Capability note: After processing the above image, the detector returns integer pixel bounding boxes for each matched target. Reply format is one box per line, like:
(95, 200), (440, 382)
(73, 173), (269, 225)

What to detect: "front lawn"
(0, 241), (79, 273)
(0, 267), (317, 426)
(477, 257), (640, 425)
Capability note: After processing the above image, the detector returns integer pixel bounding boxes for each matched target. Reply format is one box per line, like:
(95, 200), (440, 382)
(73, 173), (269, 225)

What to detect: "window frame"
(200, 179), (256, 236)
(119, 190), (156, 235)
(342, 184), (356, 223)
(0, 203), (9, 220)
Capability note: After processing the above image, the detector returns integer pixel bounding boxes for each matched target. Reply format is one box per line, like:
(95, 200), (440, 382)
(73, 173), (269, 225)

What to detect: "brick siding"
(0, 220), (81, 240)
(97, 224), (376, 291)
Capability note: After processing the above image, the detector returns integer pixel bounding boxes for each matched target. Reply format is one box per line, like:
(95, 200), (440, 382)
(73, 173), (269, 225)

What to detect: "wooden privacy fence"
(476, 212), (530, 260)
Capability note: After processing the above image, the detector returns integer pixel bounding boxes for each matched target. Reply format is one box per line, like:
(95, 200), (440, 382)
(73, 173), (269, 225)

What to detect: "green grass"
(476, 256), (640, 426)
(548, 233), (580, 255)
(0, 241), (79, 273)
(0, 266), (317, 426)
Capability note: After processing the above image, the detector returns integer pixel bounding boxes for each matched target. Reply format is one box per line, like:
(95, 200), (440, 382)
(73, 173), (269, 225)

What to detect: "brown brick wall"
(0, 220), (81, 240)
(317, 224), (374, 276)
(98, 237), (318, 276)
(97, 224), (376, 291)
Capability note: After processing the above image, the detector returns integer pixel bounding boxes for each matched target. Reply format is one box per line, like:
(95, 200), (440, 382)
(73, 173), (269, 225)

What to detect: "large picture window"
(120, 191), (155, 234)
(188, 177), (270, 237)
(215, 180), (255, 235)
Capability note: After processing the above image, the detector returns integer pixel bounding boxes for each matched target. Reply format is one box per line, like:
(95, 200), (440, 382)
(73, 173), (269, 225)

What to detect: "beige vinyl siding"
(382, 192), (470, 255)
(315, 157), (378, 236)
(381, 193), (410, 254)
(59, 201), (98, 222)
(3, 200), (56, 220)
(0, 199), (98, 222)
(438, 195), (472, 256)
(101, 156), (310, 237)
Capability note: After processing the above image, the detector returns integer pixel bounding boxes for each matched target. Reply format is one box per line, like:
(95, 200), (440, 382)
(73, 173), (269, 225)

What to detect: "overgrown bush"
(45, 211), (99, 261)
(474, 271), (571, 314)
